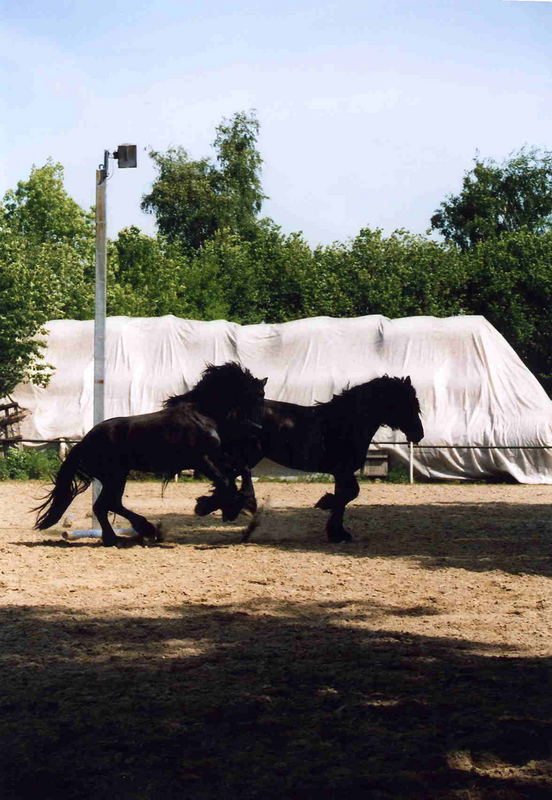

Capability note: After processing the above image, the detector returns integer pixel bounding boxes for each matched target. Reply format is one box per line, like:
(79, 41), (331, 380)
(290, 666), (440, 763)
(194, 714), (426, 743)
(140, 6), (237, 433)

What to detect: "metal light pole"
(94, 151), (109, 433)
(94, 144), (137, 433)
(91, 146), (137, 530)
(65, 145), (138, 540)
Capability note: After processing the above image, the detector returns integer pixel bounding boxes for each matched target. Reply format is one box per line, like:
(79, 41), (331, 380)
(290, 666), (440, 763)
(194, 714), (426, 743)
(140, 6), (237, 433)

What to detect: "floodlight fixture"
(113, 144), (137, 169)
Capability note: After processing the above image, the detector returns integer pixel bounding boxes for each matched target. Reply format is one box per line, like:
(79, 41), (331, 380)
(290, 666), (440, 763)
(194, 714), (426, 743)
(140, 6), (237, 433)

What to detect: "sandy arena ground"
(1, 479), (552, 799)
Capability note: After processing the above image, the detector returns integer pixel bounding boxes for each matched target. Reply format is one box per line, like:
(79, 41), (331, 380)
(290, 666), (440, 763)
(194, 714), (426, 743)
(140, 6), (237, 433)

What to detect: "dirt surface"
(2, 479), (552, 799)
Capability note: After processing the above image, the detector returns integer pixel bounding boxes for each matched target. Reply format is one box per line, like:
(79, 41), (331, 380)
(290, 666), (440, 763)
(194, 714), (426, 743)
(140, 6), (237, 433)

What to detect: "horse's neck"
(190, 390), (227, 421)
(331, 390), (384, 439)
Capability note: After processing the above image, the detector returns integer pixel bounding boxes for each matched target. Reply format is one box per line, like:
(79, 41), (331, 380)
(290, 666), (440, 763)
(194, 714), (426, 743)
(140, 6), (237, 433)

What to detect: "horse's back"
(78, 405), (221, 474)
(261, 400), (325, 471)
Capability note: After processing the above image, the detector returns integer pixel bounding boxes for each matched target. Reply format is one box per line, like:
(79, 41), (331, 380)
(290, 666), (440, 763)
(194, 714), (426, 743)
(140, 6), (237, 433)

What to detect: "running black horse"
(35, 363), (267, 547)
(196, 375), (424, 542)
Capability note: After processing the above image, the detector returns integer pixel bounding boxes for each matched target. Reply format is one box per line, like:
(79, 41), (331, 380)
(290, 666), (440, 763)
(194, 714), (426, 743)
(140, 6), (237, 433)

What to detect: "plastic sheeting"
(10, 314), (552, 483)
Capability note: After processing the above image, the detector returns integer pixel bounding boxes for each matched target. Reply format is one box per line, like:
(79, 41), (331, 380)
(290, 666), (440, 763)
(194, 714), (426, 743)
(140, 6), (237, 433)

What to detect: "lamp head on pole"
(113, 144), (137, 169)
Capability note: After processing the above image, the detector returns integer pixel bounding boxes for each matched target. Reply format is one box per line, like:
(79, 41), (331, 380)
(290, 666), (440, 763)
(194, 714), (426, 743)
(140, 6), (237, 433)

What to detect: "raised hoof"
(221, 496), (246, 522)
(102, 536), (121, 547)
(195, 494), (220, 517)
(315, 493), (335, 511)
(222, 507), (240, 523)
(327, 529), (353, 543)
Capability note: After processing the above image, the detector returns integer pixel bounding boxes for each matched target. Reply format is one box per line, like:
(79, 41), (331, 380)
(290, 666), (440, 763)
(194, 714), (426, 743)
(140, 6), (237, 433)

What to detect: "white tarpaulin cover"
(10, 314), (552, 483)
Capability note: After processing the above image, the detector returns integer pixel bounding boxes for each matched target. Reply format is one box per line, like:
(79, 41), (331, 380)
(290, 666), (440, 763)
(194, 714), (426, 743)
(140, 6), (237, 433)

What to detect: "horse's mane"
(322, 375), (420, 416)
(163, 362), (257, 415)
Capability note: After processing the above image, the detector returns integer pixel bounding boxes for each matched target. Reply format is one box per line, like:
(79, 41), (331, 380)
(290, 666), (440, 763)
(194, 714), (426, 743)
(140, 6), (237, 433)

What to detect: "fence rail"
(3, 439), (552, 485)
(8, 439), (552, 449)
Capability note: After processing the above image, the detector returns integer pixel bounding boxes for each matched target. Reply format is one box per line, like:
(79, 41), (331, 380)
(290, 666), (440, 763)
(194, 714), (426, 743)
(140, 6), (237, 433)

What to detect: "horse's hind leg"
(106, 474), (159, 543)
(113, 502), (158, 543)
(195, 465), (257, 517)
(94, 474), (158, 545)
(326, 471), (359, 543)
(92, 484), (120, 547)
(196, 455), (243, 522)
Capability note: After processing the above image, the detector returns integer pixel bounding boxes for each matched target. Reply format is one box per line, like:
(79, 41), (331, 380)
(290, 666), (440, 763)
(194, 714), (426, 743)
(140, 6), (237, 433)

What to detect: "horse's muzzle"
(407, 422), (424, 445)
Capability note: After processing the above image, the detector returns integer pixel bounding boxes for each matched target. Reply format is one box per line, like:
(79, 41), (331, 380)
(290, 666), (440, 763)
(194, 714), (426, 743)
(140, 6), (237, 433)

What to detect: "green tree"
(0, 161), (96, 321)
(312, 229), (468, 320)
(431, 148), (552, 250)
(0, 161), (98, 394)
(0, 231), (58, 395)
(462, 229), (552, 391)
(213, 112), (265, 240)
(178, 222), (319, 324)
(141, 111), (266, 252)
(108, 226), (190, 317)
(0, 160), (94, 258)
(250, 225), (315, 323)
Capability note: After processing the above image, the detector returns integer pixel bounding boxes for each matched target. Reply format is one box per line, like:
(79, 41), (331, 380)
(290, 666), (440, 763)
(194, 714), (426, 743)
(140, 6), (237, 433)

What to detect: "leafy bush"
(0, 447), (60, 480)
(386, 462), (411, 483)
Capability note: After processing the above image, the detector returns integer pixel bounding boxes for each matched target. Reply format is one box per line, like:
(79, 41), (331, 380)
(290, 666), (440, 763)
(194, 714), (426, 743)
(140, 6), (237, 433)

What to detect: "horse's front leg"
(92, 482), (121, 547)
(196, 455), (244, 522)
(326, 471), (359, 543)
(239, 466), (257, 513)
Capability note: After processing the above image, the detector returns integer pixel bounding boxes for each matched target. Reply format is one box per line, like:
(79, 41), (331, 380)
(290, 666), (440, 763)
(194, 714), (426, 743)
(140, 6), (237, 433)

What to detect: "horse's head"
(371, 375), (424, 444)
(197, 362), (267, 426)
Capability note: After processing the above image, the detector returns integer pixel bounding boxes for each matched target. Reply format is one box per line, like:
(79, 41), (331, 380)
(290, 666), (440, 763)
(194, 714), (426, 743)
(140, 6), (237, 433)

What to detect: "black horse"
(196, 375), (424, 542)
(35, 363), (267, 547)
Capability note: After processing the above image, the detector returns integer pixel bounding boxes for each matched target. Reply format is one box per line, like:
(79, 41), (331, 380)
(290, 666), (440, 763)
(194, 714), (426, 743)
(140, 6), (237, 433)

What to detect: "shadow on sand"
(133, 497), (552, 578)
(24, 495), (552, 576)
(1, 598), (552, 799)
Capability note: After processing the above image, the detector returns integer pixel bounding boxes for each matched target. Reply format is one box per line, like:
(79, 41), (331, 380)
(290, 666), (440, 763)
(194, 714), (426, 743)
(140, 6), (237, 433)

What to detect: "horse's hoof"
(195, 495), (219, 516)
(315, 493), (335, 510)
(221, 497), (245, 522)
(327, 530), (353, 543)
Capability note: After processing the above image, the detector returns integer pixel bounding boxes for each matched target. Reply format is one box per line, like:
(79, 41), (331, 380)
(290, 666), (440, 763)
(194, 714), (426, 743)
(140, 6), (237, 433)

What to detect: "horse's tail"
(34, 442), (92, 530)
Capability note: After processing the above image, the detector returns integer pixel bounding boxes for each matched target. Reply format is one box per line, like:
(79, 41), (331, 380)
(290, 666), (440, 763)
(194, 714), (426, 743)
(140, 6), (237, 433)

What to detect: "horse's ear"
(404, 376), (411, 386)
(260, 377), (268, 387)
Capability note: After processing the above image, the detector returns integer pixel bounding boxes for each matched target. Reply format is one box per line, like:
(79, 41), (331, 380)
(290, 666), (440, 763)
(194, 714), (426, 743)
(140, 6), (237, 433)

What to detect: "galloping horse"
(196, 375), (424, 542)
(35, 363), (267, 546)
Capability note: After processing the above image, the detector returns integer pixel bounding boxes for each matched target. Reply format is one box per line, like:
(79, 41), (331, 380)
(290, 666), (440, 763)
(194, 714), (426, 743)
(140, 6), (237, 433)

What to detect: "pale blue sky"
(1, 0), (551, 245)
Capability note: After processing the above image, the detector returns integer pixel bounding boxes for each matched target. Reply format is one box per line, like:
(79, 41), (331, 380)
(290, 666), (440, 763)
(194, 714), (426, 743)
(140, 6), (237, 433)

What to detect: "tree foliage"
(108, 226), (190, 317)
(312, 229), (468, 319)
(0, 230), (55, 395)
(141, 111), (266, 251)
(462, 229), (552, 388)
(1, 161), (94, 256)
(431, 148), (552, 249)
(3, 130), (552, 399)
(0, 162), (96, 394)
